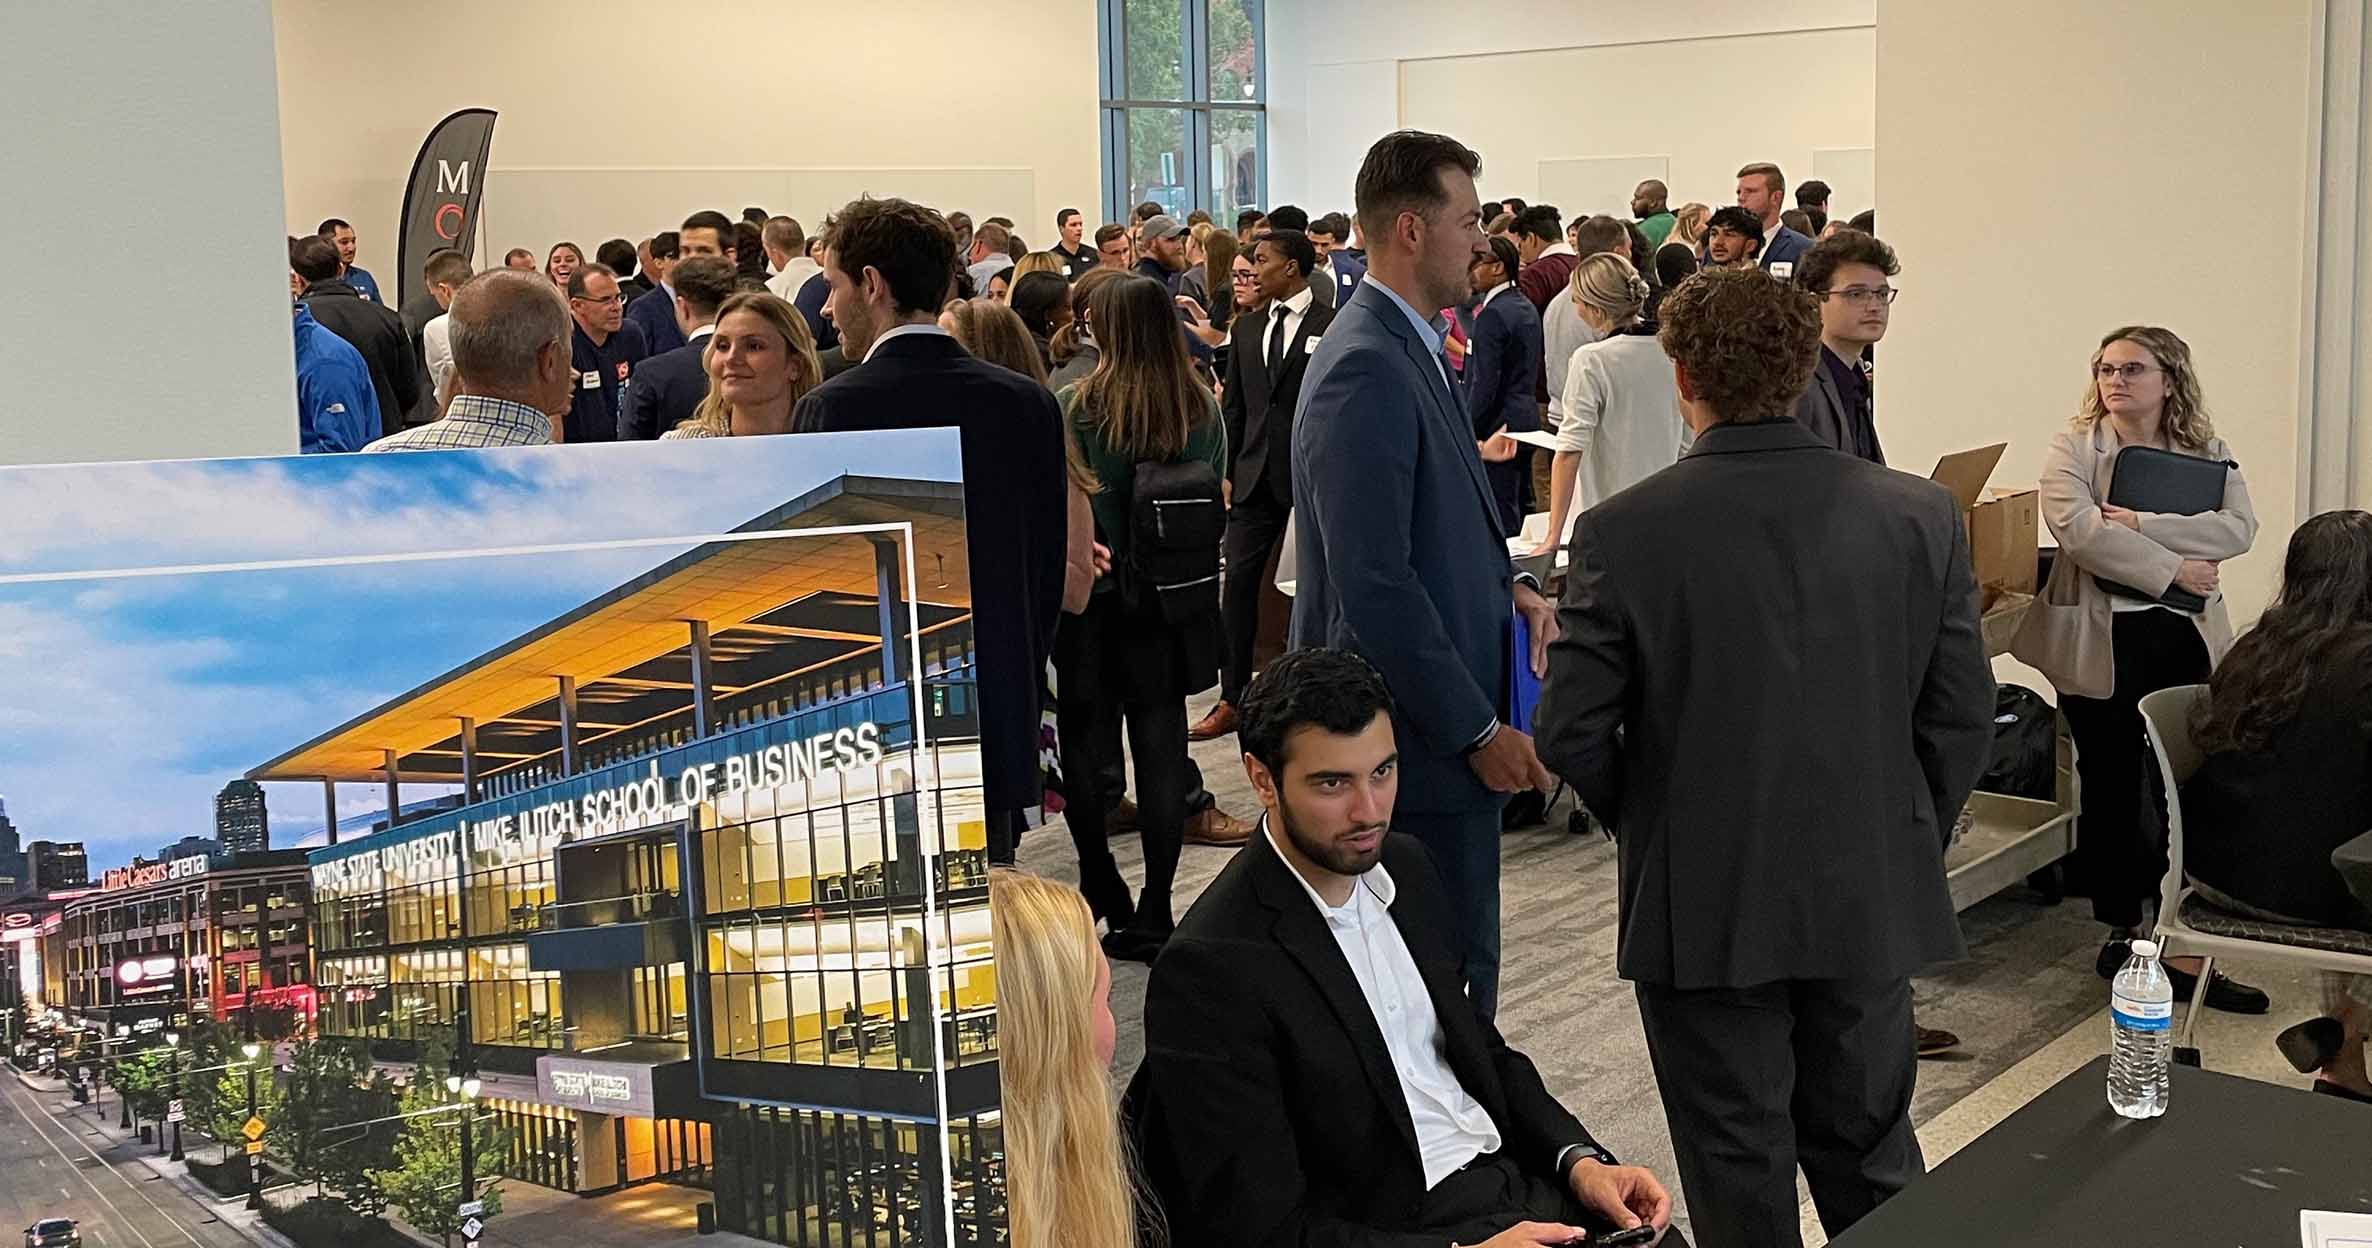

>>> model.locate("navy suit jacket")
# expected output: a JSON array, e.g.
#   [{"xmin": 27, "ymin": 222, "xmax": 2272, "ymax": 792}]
[
  {"xmin": 1290, "ymin": 281, "xmax": 1520, "ymax": 816},
  {"xmin": 1761, "ymin": 225, "xmax": 1814, "ymax": 274},
  {"xmin": 624, "ymin": 285, "xmax": 687, "ymax": 354},
  {"xmin": 1320, "ymin": 251, "xmax": 1366, "ymax": 309},
  {"xmin": 793, "ymin": 332, "xmax": 1069, "ymax": 815},
  {"xmin": 1463, "ymin": 290, "xmax": 1542, "ymax": 441},
  {"xmin": 616, "ymin": 329, "xmax": 712, "ymax": 440}
]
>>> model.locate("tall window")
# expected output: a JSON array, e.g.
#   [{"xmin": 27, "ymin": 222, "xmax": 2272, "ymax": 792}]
[{"xmin": 1099, "ymin": 0, "xmax": 1264, "ymax": 222}]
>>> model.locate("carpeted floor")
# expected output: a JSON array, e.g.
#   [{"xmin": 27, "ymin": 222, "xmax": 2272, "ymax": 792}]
[{"xmin": 1014, "ymin": 695, "xmax": 2129, "ymax": 1237}]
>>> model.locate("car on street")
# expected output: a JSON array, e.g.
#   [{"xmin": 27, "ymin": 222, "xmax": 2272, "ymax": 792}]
[{"xmin": 25, "ymin": 1220, "xmax": 79, "ymax": 1248}]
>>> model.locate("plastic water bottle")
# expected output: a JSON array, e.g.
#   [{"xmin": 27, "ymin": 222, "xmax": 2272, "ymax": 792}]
[{"xmin": 2108, "ymin": 938, "xmax": 2174, "ymax": 1118}]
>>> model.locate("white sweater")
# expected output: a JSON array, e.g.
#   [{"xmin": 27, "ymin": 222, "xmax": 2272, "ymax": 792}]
[{"xmin": 1555, "ymin": 330, "xmax": 1688, "ymax": 513}]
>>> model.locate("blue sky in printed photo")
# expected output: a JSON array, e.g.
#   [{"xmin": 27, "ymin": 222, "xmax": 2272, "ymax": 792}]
[{"xmin": 0, "ymin": 431, "xmax": 961, "ymax": 870}]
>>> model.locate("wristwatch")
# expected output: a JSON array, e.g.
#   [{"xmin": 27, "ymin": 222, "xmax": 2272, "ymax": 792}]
[{"xmin": 1557, "ymin": 1142, "xmax": 1618, "ymax": 1182}]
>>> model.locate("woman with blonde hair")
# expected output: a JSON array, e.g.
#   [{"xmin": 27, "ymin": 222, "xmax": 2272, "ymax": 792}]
[
  {"xmin": 990, "ymin": 869, "xmax": 1159, "ymax": 1248},
  {"xmin": 1657, "ymin": 202, "xmax": 1710, "ymax": 274},
  {"xmin": 1012, "ymin": 250, "xmax": 1068, "ymax": 284},
  {"xmin": 2011, "ymin": 325, "xmax": 2263, "ymax": 1011},
  {"xmin": 662, "ymin": 292, "xmax": 821, "ymax": 438},
  {"xmin": 1530, "ymin": 252, "xmax": 1682, "ymax": 557}
]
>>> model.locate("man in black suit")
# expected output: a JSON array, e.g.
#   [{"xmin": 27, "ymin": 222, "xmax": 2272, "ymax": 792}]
[
  {"xmin": 1135, "ymin": 648, "xmax": 1676, "ymax": 1248},
  {"xmin": 623, "ymin": 231, "xmax": 681, "ymax": 352},
  {"xmin": 793, "ymin": 196, "xmax": 1068, "ymax": 864},
  {"xmin": 1533, "ymin": 268, "xmax": 1993, "ymax": 1248},
  {"xmin": 1190, "ymin": 227, "xmax": 1332, "ymax": 743},
  {"xmin": 291, "ymin": 234, "xmax": 420, "ymax": 440},
  {"xmin": 617, "ymin": 255, "xmax": 737, "ymax": 440}
]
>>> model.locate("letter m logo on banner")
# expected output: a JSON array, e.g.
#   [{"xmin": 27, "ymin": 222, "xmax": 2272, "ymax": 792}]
[
  {"xmin": 437, "ymin": 160, "xmax": 473, "ymax": 196},
  {"xmin": 396, "ymin": 108, "xmax": 499, "ymax": 309}
]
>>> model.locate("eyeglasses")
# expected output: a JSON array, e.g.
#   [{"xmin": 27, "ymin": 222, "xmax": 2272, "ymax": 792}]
[
  {"xmin": 1820, "ymin": 285, "xmax": 1897, "ymax": 305},
  {"xmin": 2093, "ymin": 363, "xmax": 2159, "ymax": 382},
  {"xmin": 571, "ymin": 293, "xmax": 623, "ymax": 306},
  {"xmin": 1230, "ymin": 271, "xmax": 1257, "ymax": 282}
]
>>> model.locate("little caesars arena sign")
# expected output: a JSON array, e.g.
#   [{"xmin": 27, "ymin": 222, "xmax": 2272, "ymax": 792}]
[{"xmin": 312, "ymin": 722, "xmax": 884, "ymax": 892}]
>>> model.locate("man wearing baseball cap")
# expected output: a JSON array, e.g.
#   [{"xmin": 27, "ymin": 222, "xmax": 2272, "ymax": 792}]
[{"xmin": 1135, "ymin": 213, "xmax": 1191, "ymax": 291}]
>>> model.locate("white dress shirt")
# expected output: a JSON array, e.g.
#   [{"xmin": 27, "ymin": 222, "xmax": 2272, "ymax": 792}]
[
  {"xmin": 862, "ymin": 321, "xmax": 953, "ymax": 363},
  {"xmin": 1261, "ymin": 284, "xmax": 1316, "ymax": 365},
  {"xmin": 766, "ymin": 257, "xmax": 821, "ymax": 301},
  {"xmin": 1264, "ymin": 820, "xmax": 1503, "ymax": 1190},
  {"xmin": 423, "ymin": 313, "xmax": 455, "ymax": 407},
  {"xmin": 1477, "ymin": 281, "xmax": 1515, "ymax": 311}
]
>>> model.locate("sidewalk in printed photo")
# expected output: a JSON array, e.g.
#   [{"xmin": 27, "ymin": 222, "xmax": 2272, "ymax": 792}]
[{"xmin": 9, "ymin": 1065, "xmax": 767, "ymax": 1248}]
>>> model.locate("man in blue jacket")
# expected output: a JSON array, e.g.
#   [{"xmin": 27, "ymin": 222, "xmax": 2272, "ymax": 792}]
[
  {"xmin": 316, "ymin": 218, "xmax": 382, "ymax": 303},
  {"xmin": 1308, "ymin": 212, "xmax": 1367, "ymax": 307},
  {"xmin": 1291, "ymin": 129, "xmax": 1560, "ymax": 1019},
  {"xmin": 1464, "ymin": 234, "xmax": 1544, "ymax": 533},
  {"xmin": 293, "ymin": 303, "xmax": 378, "ymax": 453},
  {"xmin": 1736, "ymin": 163, "xmax": 1813, "ymax": 277}
]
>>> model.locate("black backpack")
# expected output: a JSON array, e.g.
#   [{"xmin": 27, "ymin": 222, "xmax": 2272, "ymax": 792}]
[
  {"xmin": 1980, "ymin": 684, "xmax": 2057, "ymax": 800},
  {"xmin": 1121, "ymin": 457, "xmax": 1225, "ymax": 694},
  {"xmin": 1124, "ymin": 457, "xmax": 1224, "ymax": 604}
]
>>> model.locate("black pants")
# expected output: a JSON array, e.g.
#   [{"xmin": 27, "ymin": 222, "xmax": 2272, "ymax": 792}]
[
  {"xmin": 1412, "ymin": 1153, "xmax": 1690, "ymax": 1246},
  {"xmin": 1635, "ymin": 976, "xmax": 1922, "ymax": 1248},
  {"xmin": 2059, "ymin": 608, "xmax": 2211, "ymax": 929},
  {"xmin": 1055, "ymin": 592, "xmax": 1190, "ymax": 931},
  {"xmin": 1219, "ymin": 488, "xmax": 1290, "ymax": 704}
]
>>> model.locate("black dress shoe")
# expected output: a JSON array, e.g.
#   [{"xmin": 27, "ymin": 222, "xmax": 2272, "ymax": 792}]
[
  {"xmin": 2162, "ymin": 963, "xmax": 2270, "ymax": 1015},
  {"xmin": 2277, "ymin": 1017, "xmax": 2346, "ymax": 1074},
  {"xmin": 2095, "ymin": 933, "xmax": 2135, "ymax": 980}
]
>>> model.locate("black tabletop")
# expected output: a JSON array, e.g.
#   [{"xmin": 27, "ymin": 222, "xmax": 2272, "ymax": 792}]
[{"xmin": 1833, "ymin": 1055, "xmax": 2372, "ymax": 1246}]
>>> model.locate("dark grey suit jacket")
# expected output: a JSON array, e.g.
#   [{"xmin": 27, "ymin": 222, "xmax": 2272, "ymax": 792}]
[
  {"xmin": 1534, "ymin": 420, "xmax": 1992, "ymax": 989},
  {"xmin": 1290, "ymin": 281, "xmax": 1519, "ymax": 817},
  {"xmin": 1794, "ymin": 349, "xmax": 1885, "ymax": 465}
]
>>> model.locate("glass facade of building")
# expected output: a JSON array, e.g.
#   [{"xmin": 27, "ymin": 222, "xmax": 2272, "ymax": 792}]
[{"xmin": 307, "ymin": 665, "xmax": 998, "ymax": 1241}]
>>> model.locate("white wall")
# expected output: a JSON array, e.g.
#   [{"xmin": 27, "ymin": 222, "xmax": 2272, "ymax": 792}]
[
  {"xmin": 1877, "ymin": 0, "xmax": 2317, "ymax": 627},
  {"xmin": 272, "ymin": 0, "xmax": 1101, "ymax": 295},
  {"xmin": 0, "ymin": 0, "xmax": 296, "ymax": 465},
  {"xmin": 1266, "ymin": 0, "xmax": 1875, "ymax": 214},
  {"xmin": 1401, "ymin": 27, "xmax": 1874, "ymax": 220}
]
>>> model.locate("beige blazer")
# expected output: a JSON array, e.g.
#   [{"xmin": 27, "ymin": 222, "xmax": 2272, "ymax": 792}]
[{"xmin": 2010, "ymin": 421, "xmax": 2256, "ymax": 698}]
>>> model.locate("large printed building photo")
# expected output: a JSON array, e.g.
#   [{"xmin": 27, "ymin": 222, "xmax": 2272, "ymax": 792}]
[{"xmin": 0, "ymin": 434, "xmax": 1005, "ymax": 1247}]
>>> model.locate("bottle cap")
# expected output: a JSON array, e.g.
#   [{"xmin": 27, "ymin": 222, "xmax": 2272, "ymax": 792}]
[{"xmin": 2129, "ymin": 939, "xmax": 2159, "ymax": 959}]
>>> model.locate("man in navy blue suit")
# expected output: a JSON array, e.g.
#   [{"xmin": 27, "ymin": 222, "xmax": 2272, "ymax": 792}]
[
  {"xmin": 623, "ymin": 230, "xmax": 685, "ymax": 354},
  {"xmin": 616, "ymin": 255, "xmax": 736, "ymax": 440},
  {"xmin": 1307, "ymin": 212, "xmax": 1367, "ymax": 307},
  {"xmin": 1736, "ymin": 162, "xmax": 1813, "ymax": 277},
  {"xmin": 1291, "ymin": 129, "xmax": 1560, "ymax": 1020},
  {"xmin": 1464, "ymin": 235, "xmax": 1544, "ymax": 533}
]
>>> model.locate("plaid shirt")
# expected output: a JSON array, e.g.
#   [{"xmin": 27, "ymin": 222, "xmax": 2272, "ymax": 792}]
[{"xmin": 362, "ymin": 396, "xmax": 552, "ymax": 452}]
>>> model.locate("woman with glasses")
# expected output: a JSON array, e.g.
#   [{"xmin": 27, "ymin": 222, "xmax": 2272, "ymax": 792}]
[{"xmin": 2011, "ymin": 326, "xmax": 2263, "ymax": 1012}]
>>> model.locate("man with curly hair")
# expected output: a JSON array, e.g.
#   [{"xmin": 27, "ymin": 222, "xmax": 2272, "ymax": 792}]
[{"xmin": 1532, "ymin": 268, "xmax": 1994, "ymax": 1247}]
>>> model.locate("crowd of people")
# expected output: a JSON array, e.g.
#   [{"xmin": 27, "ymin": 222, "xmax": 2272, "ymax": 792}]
[{"xmin": 284, "ymin": 131, "xmax": 2372, "ymax": 1248}]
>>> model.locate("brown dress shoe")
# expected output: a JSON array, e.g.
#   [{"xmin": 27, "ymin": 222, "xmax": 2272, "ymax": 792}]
[
  {"xmin": 1916, "ymin": 1024, "xmax": 1962, "ymax": 1058},
  {"xmin": 1105, "ymin": 797, "xmax": 1139, "ymax": 839},
  {"xmin": 1188, "ymin": 701, "xmax": 1239, "ymax": 742},
  {"xmin": 1183, "ymin": 807, "xmax": 1251, "ymax": 847}
]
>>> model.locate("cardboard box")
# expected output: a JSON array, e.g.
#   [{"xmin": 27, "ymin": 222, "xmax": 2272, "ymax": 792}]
[
  {"xmin": 1970, "ymin": 487, "xmax": 2040, "ymax": 595},
  {"xmin": 1929, "ymin": 443, "xmax": 2040, "ymax": 595}
]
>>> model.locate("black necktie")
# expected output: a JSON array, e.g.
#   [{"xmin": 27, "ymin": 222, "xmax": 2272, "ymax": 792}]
[{"xmin": 1267, "ymin": 307, "xmax": 1289, "ymax": 373}]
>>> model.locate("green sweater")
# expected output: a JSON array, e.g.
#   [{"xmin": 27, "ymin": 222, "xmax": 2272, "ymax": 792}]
[
  {"xmin": 1060, "ymin": 383, "xmax": 1229, "ymax": 585},
  {"xmin": 1638, "ymin": 211, "xmax": 1677, "ymax": 250}
]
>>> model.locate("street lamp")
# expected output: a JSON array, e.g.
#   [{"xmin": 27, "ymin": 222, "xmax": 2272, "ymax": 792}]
[
  {"xmin": 445, "ymin": 1073, "xmax": 481, "ymax": 1225},
  {"xmin": 242, "ymin": 1042, "xmax": 263, "ymax": 1211},
  {"xmin": 165, "ymin": 1031, "xmax": 183, "ymax": 1162}
]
